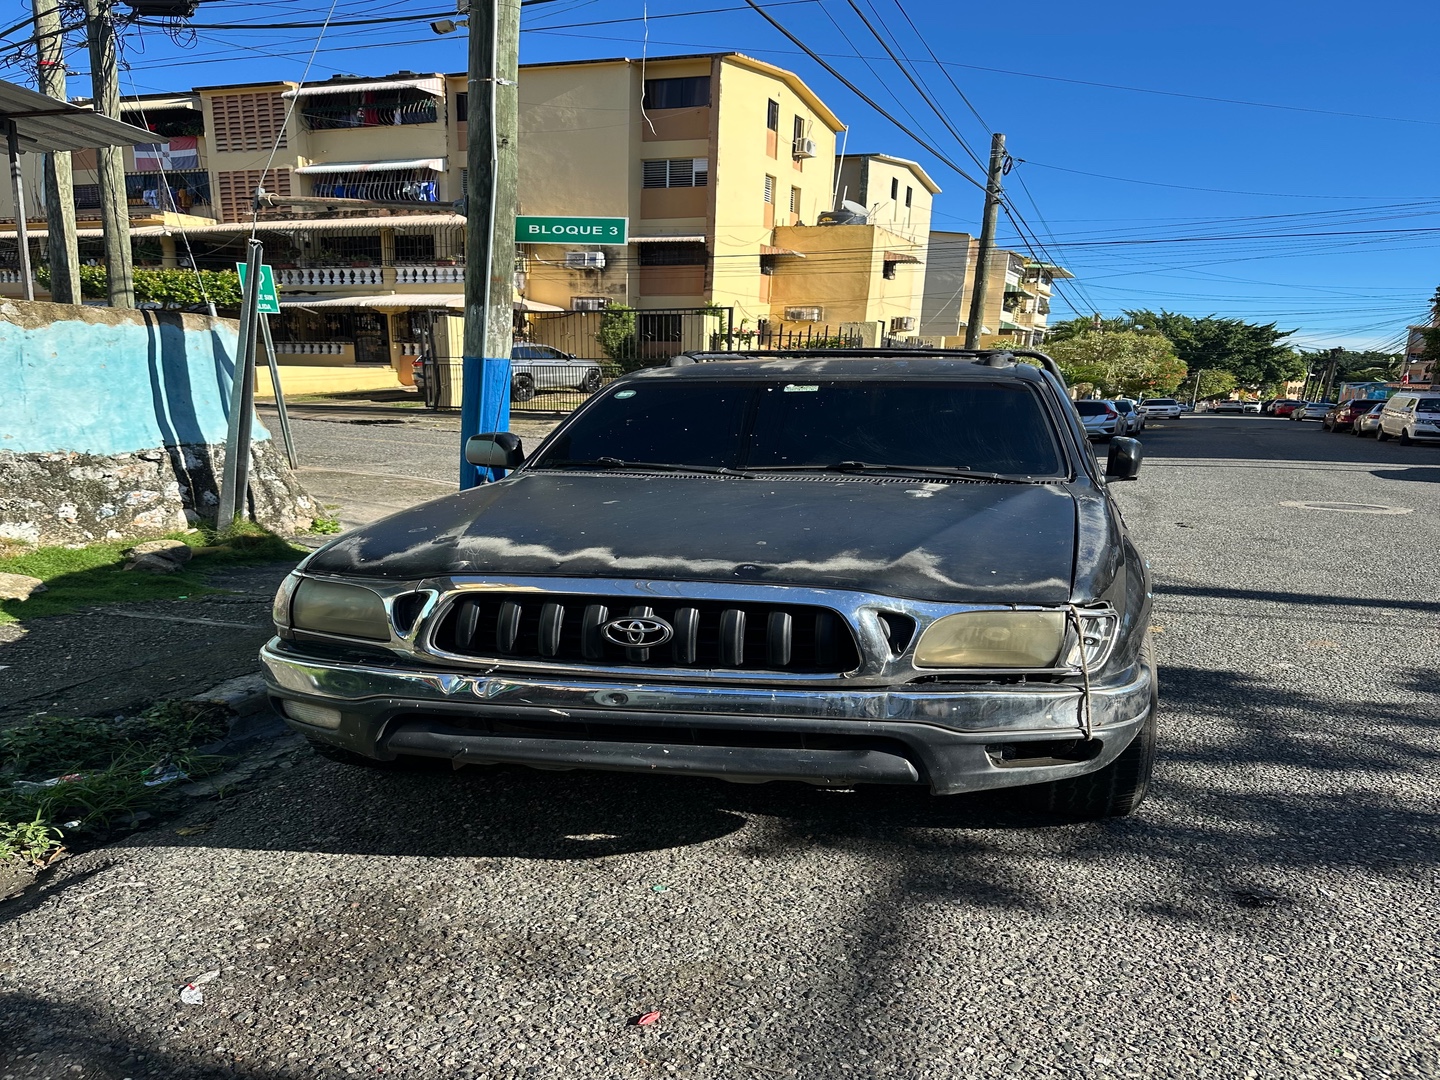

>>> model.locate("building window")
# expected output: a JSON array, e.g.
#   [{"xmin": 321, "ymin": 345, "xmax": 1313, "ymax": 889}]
[
  {"xmin": 209, "ymin": 90, "xmax": 287, "ymax": 153},
  {"xmin": 642, "ymin": 76, "xmax": 710, "ymax": 110},
  {"xmin": 883, "ymin": 262, "xmax": 897, "ymax": 280},
  {"xmin": 637, "ymin": 242, "xmax": 707, "ymax": 267},
  {"xmin": 790, "ymin": 186, "xmax": 800, "ymax": 215},
  {"xmin": 394, "ymin": 234, "xmax": 436, "ymax": 262},
  {"xmin": 571, "ymin": 296, "xmax": 608, "ymax": 311},
  {"xmin": 792, "ymin": 115, "xmax": 805, "ymax": 144},
  {"xmin": 455, "ymin": 92, "xmax": 467, "ymax": 122},
  {"xmin": 298, "ymin": 88, "xmax": 437, "ymax": 130},
  {"xmin": 764, "ymin": 175, "xmax": 775, "ymax": 204},
  {"xmin": 312, "ymin": 234, "xmax": 383, "ymax": 265},
  {"xmin": 125, "ymin": 170, "xmax": 211, "ymax": 212},
  {"xmin": 905, "ymin": 186, "xmax": 913, "ymax": 208},
  {"xmin": 642, "ymin": 158, "xmax": 709, "ymax": 188},
  {"xmin": 310, "ymin": 168, "xmax": 438, "ymax": 203},
  {"xmin": 759, "ymin": 254, "xmax": 777, "ymax": 276},
  {"xmin": 766, "ymin": 99, "xmax": 779, "ymax": 131},
  {"xmin": 72, "ymin": 184, "xmax": 102, "ymax": 210},
  {"xmin": 890, "ymin": 177, "xmax": 899, "ymax": 201}
]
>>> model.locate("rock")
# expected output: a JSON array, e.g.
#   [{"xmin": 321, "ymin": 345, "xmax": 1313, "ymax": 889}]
[
  {"xmin": 124, "ymin": 552, "xmax": 184, "ymax": 573},
  {"xmin": 0, "ymin": 572, "xmax": 47, "ymax": 601},
  {"xmin": 126, "ymin": 538, "xmax": 194, "ymax": 565}
]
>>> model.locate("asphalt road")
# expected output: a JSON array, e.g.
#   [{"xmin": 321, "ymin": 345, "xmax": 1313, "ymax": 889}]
[{"xmin": 3, "ymin": 414, "xmax": 1439, "ymax": 1079}]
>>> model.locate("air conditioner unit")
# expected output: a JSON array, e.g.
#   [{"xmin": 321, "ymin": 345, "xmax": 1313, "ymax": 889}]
[
  {"xmin": 785, "ymin": 306, "xmax": 823, "ymax": 322},
  {"xmin": 890, "ymin": 316, "xmax": 916, "ymax": 333},
  {"xmin": 565, "ymin": 251, "xmax": 606, "ymax": 270},
  {"xmin": 792, "ymin": 137, "xmax": 817, "ymax": 159},
  {"xmin": 571, "ymin": 297, "xmax": 607, "ymax": 311}
]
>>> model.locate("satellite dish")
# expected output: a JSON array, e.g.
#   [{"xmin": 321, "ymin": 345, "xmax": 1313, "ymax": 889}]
[{"xmin": 841, "ymin": 200, "xmax": 869, "ymax": 218}]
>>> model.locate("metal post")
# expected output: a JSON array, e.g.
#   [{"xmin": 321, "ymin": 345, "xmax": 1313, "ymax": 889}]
[
  {"xmin": 1190, "ymin": 368, "xmax": 1205, "ymax": 409},
  {"xmin": 5, "ymin": 121, "xmax": 34, "ymax": 302},
  {"xmin": 34, "ymin": 0, "xmax": 81, "ymax": 304},
  {"xmin": 82, "ymin": 0, "xmax": 134, "ymax": 308},
  {"xmin": 460, "ymin": 0, "xmax": 521, "ymax": 488},
  {"xmin": 216, "ymin": 239, "xmax": 263, "ymax": 528},
  {"xmin": 259, "ymin": 313, "xmax": 298, "ymax": 469},
  {"xmin": 964, "ymin": 133, "xmax": 1006, "ymax": 350}
]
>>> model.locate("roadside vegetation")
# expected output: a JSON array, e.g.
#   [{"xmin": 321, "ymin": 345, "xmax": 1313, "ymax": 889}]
[
  {"xmin": 0, "ymin": 523, "xmax": 301, "ymax": 625},
  {"xmin": 0, "ymin": 701, "xmax": 230, "ymax": 868}
]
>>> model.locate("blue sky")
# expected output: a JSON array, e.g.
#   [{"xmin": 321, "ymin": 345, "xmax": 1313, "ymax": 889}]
[{"xmin": 22, "ymin": 0, "xmax": 1440, "ymax": 352}]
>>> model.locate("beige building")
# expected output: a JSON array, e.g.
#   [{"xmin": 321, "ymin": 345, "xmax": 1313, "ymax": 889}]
[
  {"xmin": 918, "ymin": 230, "xmax": 1072, "ymax": 348},
  {"xmin": 4, "ymin": 53, "xmax": 946, "ymax": 389}
]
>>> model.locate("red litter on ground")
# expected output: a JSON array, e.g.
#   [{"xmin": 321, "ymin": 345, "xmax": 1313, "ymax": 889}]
[{"xmin": 633, "ymin": 1011, "xmax": 662, "ymax": 1027}]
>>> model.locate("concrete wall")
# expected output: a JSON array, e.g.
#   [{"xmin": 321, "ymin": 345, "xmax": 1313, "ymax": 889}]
[{"xmin": 0, "ymin": 299, "xmax": 311, "ymax": 544}]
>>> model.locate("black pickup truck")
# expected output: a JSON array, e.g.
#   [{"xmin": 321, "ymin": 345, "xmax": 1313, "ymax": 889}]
[{"xmin": 262, "ymin": 350, "xmax": 1157, "ymax": 819}]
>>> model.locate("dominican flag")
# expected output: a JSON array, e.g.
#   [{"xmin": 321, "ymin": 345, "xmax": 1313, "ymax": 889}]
[{"xmin": 134, "ymin": 136, "xmax": 199, "ymax": 171}]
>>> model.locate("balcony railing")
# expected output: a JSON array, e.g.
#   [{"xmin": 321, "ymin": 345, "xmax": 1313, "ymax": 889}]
[
  {"xmin": 273, "ymin": 341, "xmax": 348, "ymax": 355},
  {"xmin": 277, "ymin": 267, "xmax": 384, "ymax": 287},
  {"xmin": 395, "ymin": 264, "xmax": 462, "ymax": 284}
]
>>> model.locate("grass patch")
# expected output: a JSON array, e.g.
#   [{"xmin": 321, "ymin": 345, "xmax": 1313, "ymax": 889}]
[
  {"xmin": 308, "ymin": 515, "xmax": 342, "ymax": 535},
  {"xmin": 0, "ymin": 523, "xmax": 303, "ymax": 624},
  {"xmin": 1, "ymin": 700, "xmax": 231, "ymax": 868}
]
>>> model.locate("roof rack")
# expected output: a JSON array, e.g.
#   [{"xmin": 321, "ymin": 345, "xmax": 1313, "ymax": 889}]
[{"xmin": 668, "ymin": 347, "xmax": 1068, "ymax": 387}]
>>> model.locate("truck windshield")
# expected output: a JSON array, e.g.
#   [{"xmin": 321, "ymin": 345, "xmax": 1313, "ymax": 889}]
[{"xmin": 533, "ymin": 379, "xmax": 1066, "ymax": 478}]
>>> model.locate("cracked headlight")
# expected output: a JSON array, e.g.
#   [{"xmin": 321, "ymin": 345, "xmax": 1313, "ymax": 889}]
[
  {"xmin": 913, "ymin": 611, "xmax": 1066, "ymax": 668},
  {"xmin": 290, "ymin": 579, "xmax": 389, "ymax": 641}
]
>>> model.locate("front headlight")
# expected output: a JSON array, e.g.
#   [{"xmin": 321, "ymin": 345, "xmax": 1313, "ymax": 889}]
[
  {"xmin": 290, "ymin": 578, "xmax": 390, "ymax": 641},
  {"xmin": 271, "ymin": 572, "xmax": 302, "ymax": 631},
  {"xmin": 913, "ymin": 611, "xmax": 1066, "ymax": 669}
]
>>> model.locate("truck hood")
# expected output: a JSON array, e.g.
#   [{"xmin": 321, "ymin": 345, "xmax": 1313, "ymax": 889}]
[{"xmin": 304, "ymin": 472, "xmax": 1079, "ymax": 605}]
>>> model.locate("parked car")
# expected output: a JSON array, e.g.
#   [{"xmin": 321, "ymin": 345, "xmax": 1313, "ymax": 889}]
[
  {"xmin": 1138, "ymin": 397, "xmax": 1182, "ymax": 420},
  {"xmin": 1075, "ymin": 399, "xmax": 1122, "ymax": 439},
  {"xmin": 1294, "ymin": 402, "xmax": 1334, "ymax": 421},
  {"xmin": 263, "ymin": 350, "xmax": 1157, "ymax": 819},
  {"xmin": 1271, "ymin": 400, "xmax": 1305, "ymax": 417},
  {"xmin": 1352, "ymin": 401, "xmax": 1386, "ymax": 437},
  {"xmin": 1112, "ymin": 398, "xmax": 1145, "ymax": 433},
  {"xmin": 1376, "ymin": 392, "xmax": 1440, "ymax": 444},
  {"xmin": 1323, "ymin": 399, "xmax": 1379, "ymax": 432},
  {"xmin": 412, "ymin": 344, "xmax": 605, "ymax": 404},
  {"xmin": 1212, "ymin": 399, "xmax": 1259, "ymax": 414}
]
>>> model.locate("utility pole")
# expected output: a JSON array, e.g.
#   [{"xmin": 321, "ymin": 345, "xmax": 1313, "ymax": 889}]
[
  {"xmin": 82, "ymin": 0, "xmax": 134, "ymax": 308},
  {"xmin": 964, "ymin": 132, "xmax": 1005, "ymax": 350},
  {"xmin": 1320, "ymin": 347, "xmax": 1342, "ymax": 402},
  {"xmin": 34, "ymin": 0, "xmax": 81, "ymax": 304},
  {"xmin": 459, "ymin": 0, "xmax": 521, "ymax": 488}
]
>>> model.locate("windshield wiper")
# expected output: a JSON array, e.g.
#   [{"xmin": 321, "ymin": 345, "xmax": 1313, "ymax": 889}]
[
  {"xmin": 753, "ymin": 461, "xmax": 1037, "ymax": 483},
  {"xmin": 536, "ymin": 457, "xmax": 754, "ymax": 478}
]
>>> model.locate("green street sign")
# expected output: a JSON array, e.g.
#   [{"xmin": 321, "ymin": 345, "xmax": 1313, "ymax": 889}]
[
  {"xmin": 236, "ymin": 262, "xmax": 281, "ymax": 315},
  {"xmin": 515, "ymin": 216, "xmax": 628, "ymax": 245}
]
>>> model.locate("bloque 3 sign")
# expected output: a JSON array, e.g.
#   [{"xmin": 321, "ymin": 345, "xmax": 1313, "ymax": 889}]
[{"xmin": 514, "ymin": 216, "xmax": 628, "ymax": 245}]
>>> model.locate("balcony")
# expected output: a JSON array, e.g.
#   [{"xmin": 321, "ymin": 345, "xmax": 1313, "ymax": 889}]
[{"xmin": 275, "ymin": 264, "xmax": 464, "ymax": 290}]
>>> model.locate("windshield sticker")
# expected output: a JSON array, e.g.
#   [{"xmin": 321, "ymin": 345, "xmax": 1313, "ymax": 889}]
[
  {"xmin": 614, "ymin": 389, "xmax": 637, "ymax": 399},
  {"xmin": 783, "ymin": 384, "xmax": 819, "ymax": 393}
]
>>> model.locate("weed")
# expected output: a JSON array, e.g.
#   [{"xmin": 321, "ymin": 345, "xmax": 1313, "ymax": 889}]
[
  {"xmin": 0, "ymin": 816, "xmax": 65, "ymax": 868},
  {"xmin": 0, "ymin": 526, "xmax": 303, "ymax": 624},
  {"xmin": 0, "ymin": 701, "xmax": 232, "ymax": 868},
  {"xmin": 308, "ymin": 515, "xmax": 342, "ymax": 535}
]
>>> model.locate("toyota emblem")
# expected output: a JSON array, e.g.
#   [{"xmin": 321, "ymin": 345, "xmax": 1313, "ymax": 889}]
[{"xmin": 601, "ymin": 616, "xmax": 674, "ymax": 648}]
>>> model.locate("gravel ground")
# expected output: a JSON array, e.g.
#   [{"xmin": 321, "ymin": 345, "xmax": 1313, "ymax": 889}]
[{"xmin": 3, "ymin": 415, "xmax": 1439, "ymax": 1079}]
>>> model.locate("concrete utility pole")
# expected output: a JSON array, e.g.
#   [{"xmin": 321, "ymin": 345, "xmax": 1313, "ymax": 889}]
[
  {"xmin": 964, "ymin": 132, "xmax": 1005, "ymax": 350},
  {"xmin": 5, "ymin": 121, "xmax": 34, "ymax": 301},
  {"xmin": 82, "ymin": 0, "xmax": 134, "ymax": 307},
  {"xmin": 459, "ymin": 0, "xmax": 521, "ymax": 488},
  {"xmin": 34, "ymin": 0, "xmax": 82, "ymax": 304}
]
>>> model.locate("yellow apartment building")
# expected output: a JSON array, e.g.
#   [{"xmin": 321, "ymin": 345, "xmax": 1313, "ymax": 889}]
[
  {"xmin": 918, "ymin": 230, "xmax": 1073, "ymax": 348},
  {"xmin": 3, "ymin": 53, "xmax": 947, "ymax": 390}
]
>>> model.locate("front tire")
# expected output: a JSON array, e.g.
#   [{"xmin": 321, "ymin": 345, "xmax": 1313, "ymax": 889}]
[
  {"xmin": 1399, "ymin": 428, "xmax": 1413, "ymax": 446},
  {"xmin": 511, "ymin": 373, "xmax": 536, "ymax": 402},
  {"xmin": 1035, "ymin": 641, "xmax": 1157, "ymax": 820}
]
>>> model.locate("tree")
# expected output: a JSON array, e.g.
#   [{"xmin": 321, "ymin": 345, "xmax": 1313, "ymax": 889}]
[
  {"xmin": 1298, "ymin": 348, "xmax": 1403, "ymax": 385},
  {"xmin": 1123, "ymin": 310, "xmax": 1304, "ymax": 390},
  {"xmin": 595, "ymin": 304, "xmax": 640, "ymax": 371},
  {"xmin": 1420, "ymin": 287, "xmax": 1440, "ymax": 380},
  {"xmin": 1047, "ymin": 330, "xmax": 1186, "ymax": 398},
  {"xmin": 1045, "ymin": 314, "xmax": 1132, "ymax": 342},
  {"xmin": 35, "ymin": 265, "xmax": 244, "ymax": 309},
  {"xmin": 1178, "ymin": 369, "xmax": 1237, "ymax": 402}
]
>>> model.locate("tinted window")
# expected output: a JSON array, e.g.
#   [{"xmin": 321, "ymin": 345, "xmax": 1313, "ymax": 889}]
[
  {"xmin": 541, "ymin": 384, "xmax": 752, "ymax": 468},
  {"xmin": 642, "ymin": 76, "xmax": 710, "ymax": 109},
  {"xmin": 536, "ymin": 380, "xmax": 1064, "ymax": 477},
  {"xmin": 746, "ymin": 382, "xmax": 1062, "ymax": 475},
  {"xmin": 1075, "ymin": 401, "xmax": 1110, "ymax": 416},
  {"xmin": 1141, "ymin": 398, "xmax": 1176, "ymax": 406},
  {"xmin": 1417, "ymin": 398, "xmax": 1440, "ymax": 413}
]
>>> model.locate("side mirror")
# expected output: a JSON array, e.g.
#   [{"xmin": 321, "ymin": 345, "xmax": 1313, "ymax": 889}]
[
  {"xmin": 465, "ymin": 432, "xmax": 525, "ymax": 470},
  {"xmin": 1105, "ymin": 437, "xmax": 1143, "ymax": 481}
]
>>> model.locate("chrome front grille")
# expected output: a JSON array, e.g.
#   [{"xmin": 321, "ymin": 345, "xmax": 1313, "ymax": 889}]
[{"xmin": 429, "ymin": 592, "xmax": 862, "ymax": 674}]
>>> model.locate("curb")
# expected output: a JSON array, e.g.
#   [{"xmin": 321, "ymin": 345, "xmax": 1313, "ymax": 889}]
[{"xmin": 188, "ymin": 673, "xmax": 288, "ymax": 749}]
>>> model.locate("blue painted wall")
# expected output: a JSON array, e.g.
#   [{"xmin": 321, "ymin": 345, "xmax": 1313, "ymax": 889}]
[{"xmin": 1, "ymin": 307, "xmax": 270, "ymax": 456}]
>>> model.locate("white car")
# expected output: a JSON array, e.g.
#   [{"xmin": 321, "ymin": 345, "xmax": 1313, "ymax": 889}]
[
  {"xmin": 1139, "ymin": 397, "xmax": 1182, "ymax": 420},
  {"xmin": 1376, "ymin": 392, "xmax": 1440, "ymax": 444},
  {"xmin": 1112, "ymin": 398, "xmax": 1145, "ymax": 433}
]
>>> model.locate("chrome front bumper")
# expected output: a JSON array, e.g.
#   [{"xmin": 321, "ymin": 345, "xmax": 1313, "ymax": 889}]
[{"xmin": 260, "ymin": 640, "xmax": 1155, "ymax": 795}]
